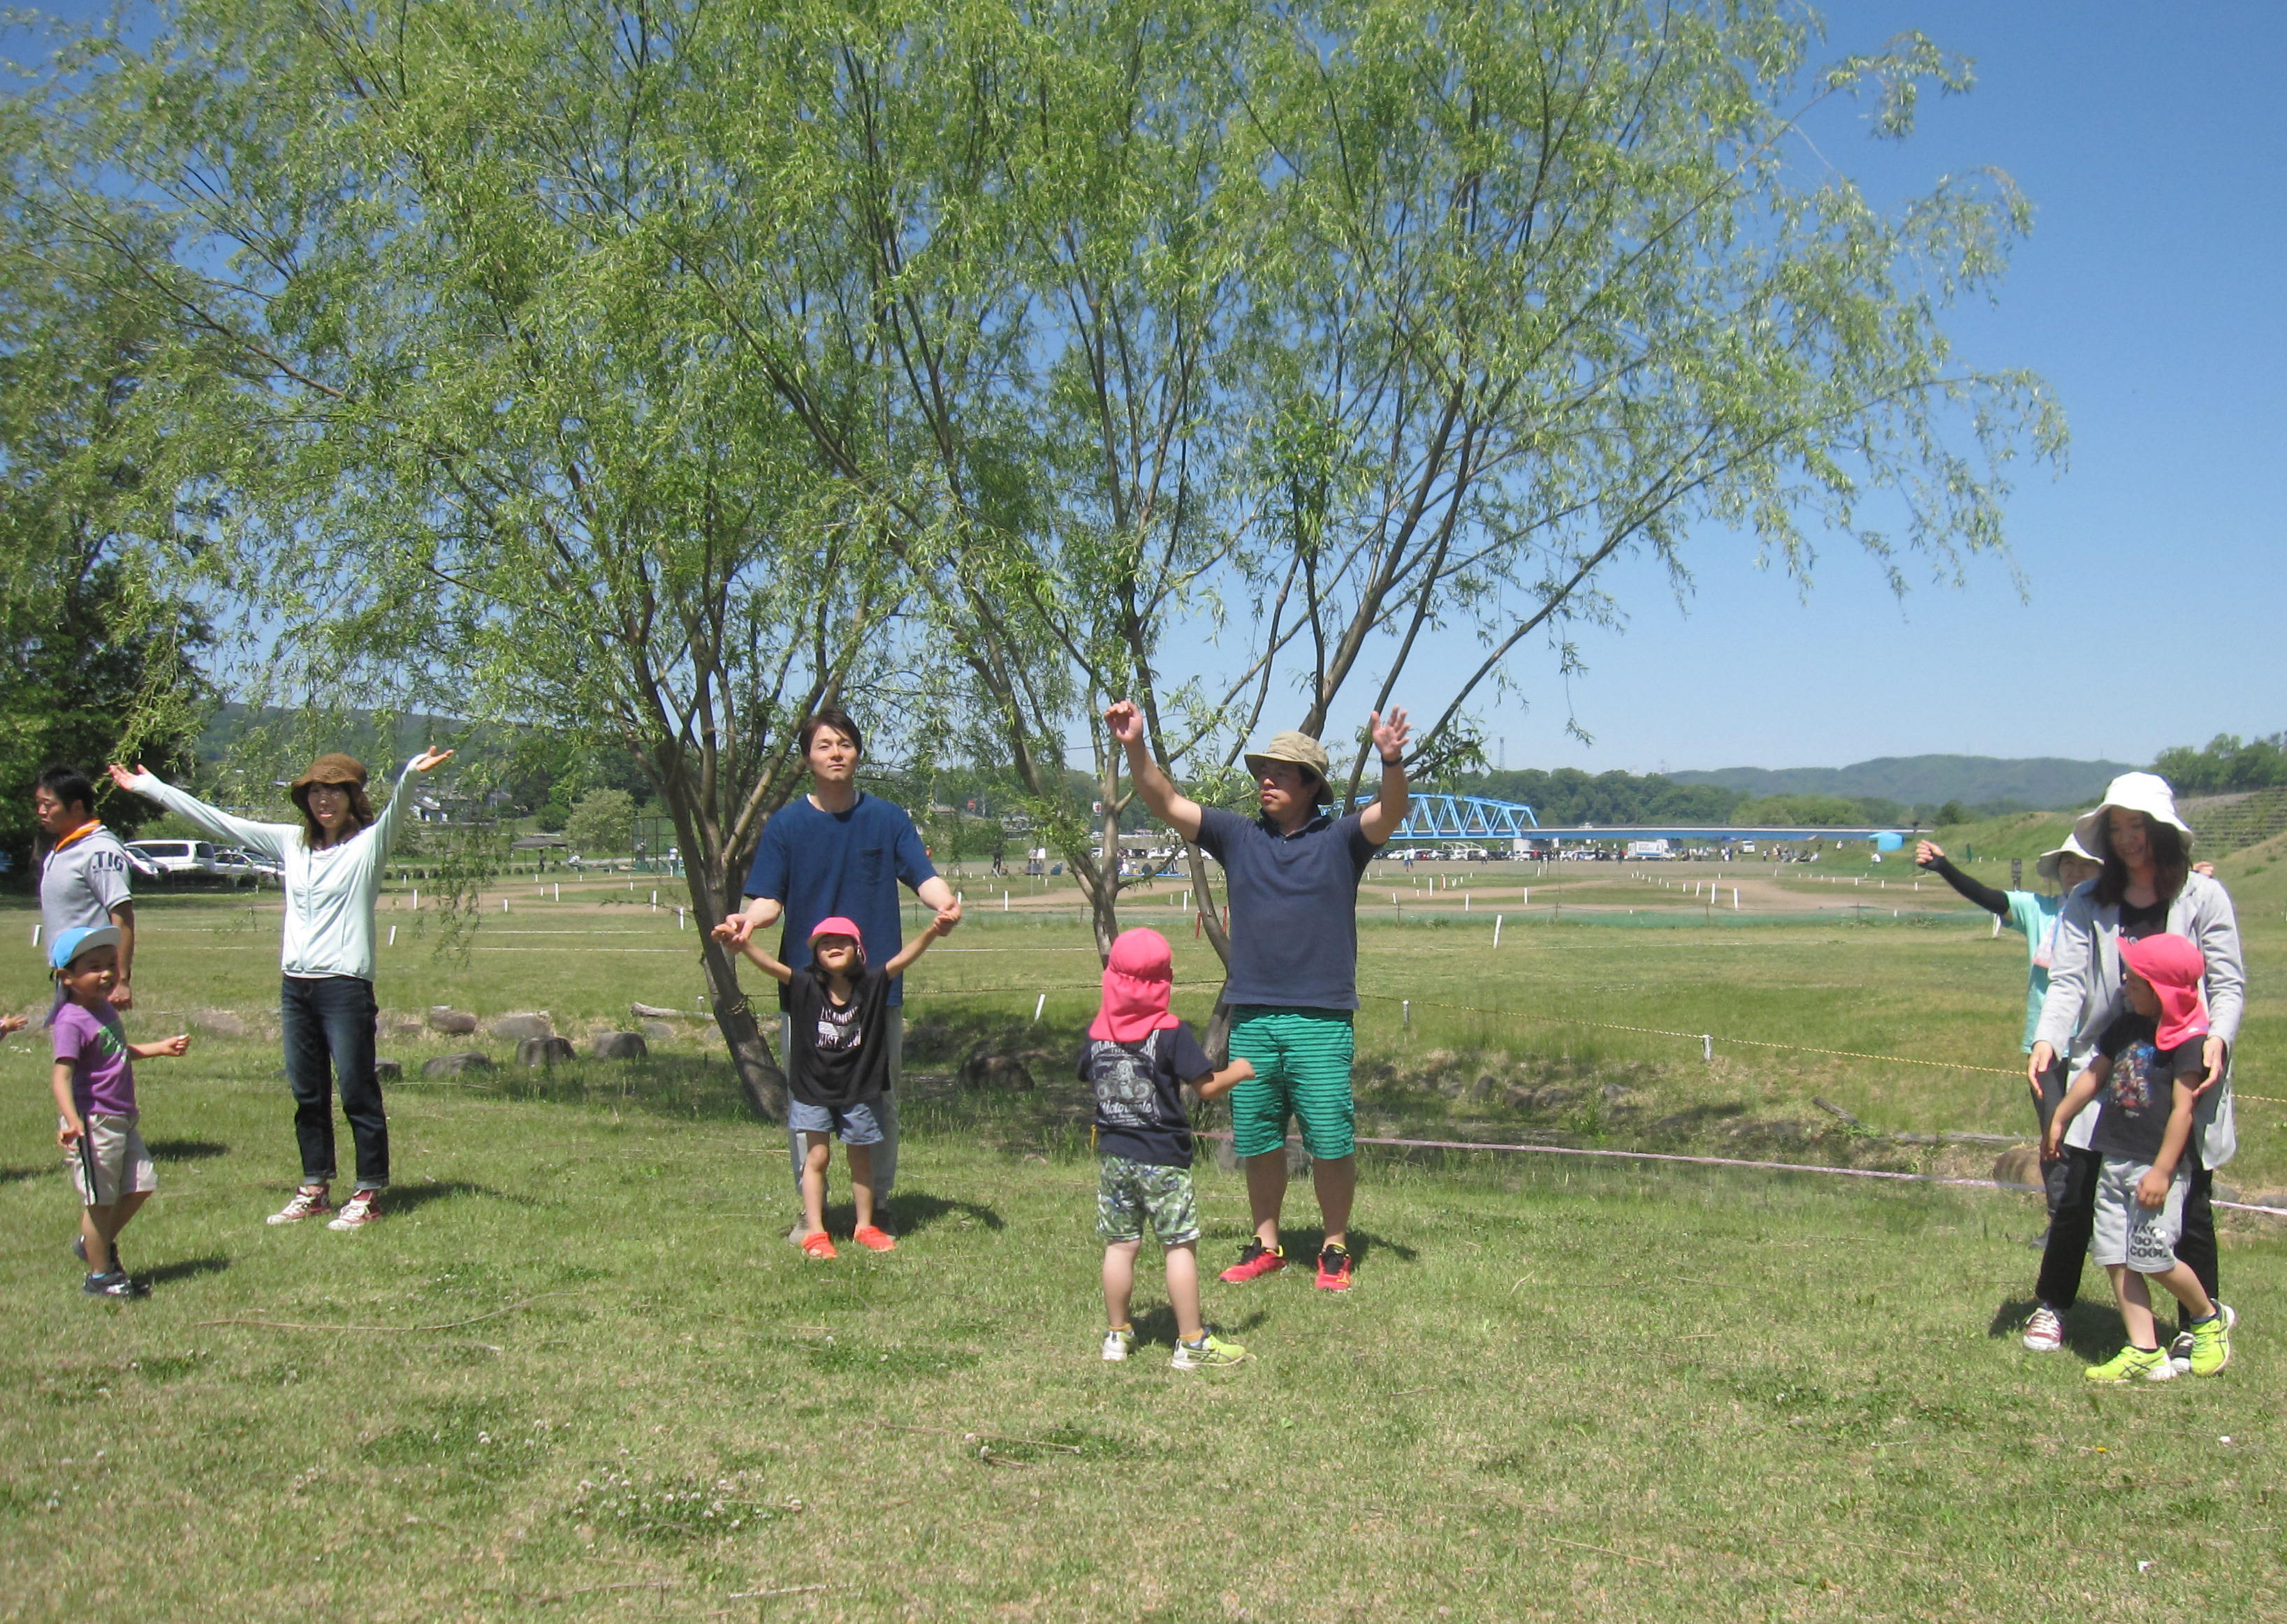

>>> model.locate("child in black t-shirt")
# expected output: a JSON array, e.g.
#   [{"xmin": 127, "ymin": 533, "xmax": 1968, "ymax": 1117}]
[
  {"xmin": 719, "ymin": 910, "xmax": 949, "ymax": 1258},
  {"xmin": 2045, "ymin": 930, "xmax": 2231, "ymax": 1381},
  {"xmin": 1079, "ymin": 928, "xmax": 1255, "ymax": 1369}
]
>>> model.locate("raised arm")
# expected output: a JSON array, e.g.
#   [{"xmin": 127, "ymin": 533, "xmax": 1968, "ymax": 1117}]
[
  {"xmin": 1913, "ymin": 842, "xmax": 2010, "ymax": 919},
  {"xmin": 710, "ymin": 919, "xmax": 794, "ymax": 984},
  {"xmin": 107, "ymin": 763, "xmax": 292, "ymax": 860},
  {"xmin": 368, "ymin": 749, "xmax": 454, "ymax": 862},
  {"xmin": 1104, "ymin": 701, "xmax": 1202, "ymax": 843},
  {"xmin": 1355, "ymin": 708, "xmax": 1413, "ymax": 847},
  {"xmin": 882, "ymin": 914, "xmax": 953, "ymax": 979}
]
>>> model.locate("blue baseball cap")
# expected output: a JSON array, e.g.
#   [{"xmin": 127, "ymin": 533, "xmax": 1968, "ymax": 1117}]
[{"xmin": 49, "ymin": 924, "xmax": 121, "ymax": 972}]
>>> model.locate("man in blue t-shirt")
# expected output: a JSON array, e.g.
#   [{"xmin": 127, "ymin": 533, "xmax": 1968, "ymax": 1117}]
[
  {"xmin": 723, "ymin": 709, "xmax": 963, "ymax": 1234},
  {"xmin": 1107, "ymin": 698, "xmax": 1412, "ymax": 1293}
]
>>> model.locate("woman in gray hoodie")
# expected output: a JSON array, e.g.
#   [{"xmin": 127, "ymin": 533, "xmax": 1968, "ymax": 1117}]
[{"xmin": 2019, "ymin": 773, "xmax": 2242, "ymax": 1364}]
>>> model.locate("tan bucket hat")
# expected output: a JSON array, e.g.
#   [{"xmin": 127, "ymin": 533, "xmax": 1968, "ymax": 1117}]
[
  {"xmin": 2070, "ymin": 771, "xmax": 2193, "ymax": 860},
  {"xmin": 1243, "ymin": 730, "xmax": 1331, "ymax": 787},
  {"xmin": 2034, "ymin": 830, "xmax": 2102, "ymax": 883},
  {"xmin": 290, "ymin": 752, "xmax": 370, "ymax": 802}
]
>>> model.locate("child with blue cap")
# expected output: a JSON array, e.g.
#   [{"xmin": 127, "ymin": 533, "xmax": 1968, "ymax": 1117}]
[{"xmin": 46, "ymin": 924, "xmax": 191, "ymax": 1298}]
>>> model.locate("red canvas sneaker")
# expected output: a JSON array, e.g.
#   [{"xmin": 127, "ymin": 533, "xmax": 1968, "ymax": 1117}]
[
  {"xmin": 1315, "ymin": 1243, "xmax": 1354, "ymax": 1291},
  {"xmin": 1218, "ymin": 1241, "xmax": 1286, "ymax": 1283}
]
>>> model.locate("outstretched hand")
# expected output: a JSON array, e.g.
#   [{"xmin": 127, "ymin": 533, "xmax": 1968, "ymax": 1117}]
[
  {"xmin": 155, "ymin": 1033, "xmax": 191, "ymax": 1058},
  {"xmin": 1103, "ymin": 700, "xmax": 1145, "ymax": 747},
  {"xmin": 411, "ymin": 747, "xmax": 455, "ymax": 773},
  {"xmin": 1371, "ymin": 706, "xmax": 1411, "ymax": 764},
  {"xmin": 1915, "ymin": 840, "xmax": 1945, "ymax": 868},
  {"xmin": 105, "ymin": 763, "xmax": 148, "ymax": 793}
]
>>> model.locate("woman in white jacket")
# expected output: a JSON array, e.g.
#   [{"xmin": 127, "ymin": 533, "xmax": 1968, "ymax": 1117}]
[
  {"xmin": 2019, "ymin": 772, "xmax": 2242, "ymax": 1362},
  {"xmin": 109, "ymin": 747, "xmax": 452, "ymax": 1230}
]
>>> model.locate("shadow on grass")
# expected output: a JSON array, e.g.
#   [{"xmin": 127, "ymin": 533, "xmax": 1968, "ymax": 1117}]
[
  {"xmin": 384, "ymin": 1180, "xmax": 540, "ymax": 1216},
  {"xmin": 1987, "ymin": 1296, "xmax": 2129, "ymax": 1362},
  {"xmin": 143, "ymin": 1254, "xmax": 229, "ymax": 1287},
  {"xmin": 0, "ymin": 1164, "xmax": 48, "ymax": 1187},
  {"xmin": 886, "ymin": 1189, "xmax": 1006, "ymax": 1235},
  {"xmin": 1251, "ymin": 1226, "xmax": 1419, "ymax": 1268},
  {"xmin": 148, "ymin": 1139, "xmax": 230, "ymax": 1162},
  {"xmin": 1131, "ymin": 1304, "xmax": 1271, "ymax": 1349}
]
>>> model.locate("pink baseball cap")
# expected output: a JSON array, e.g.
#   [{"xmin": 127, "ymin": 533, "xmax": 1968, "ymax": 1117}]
[
  {"xmin": 808, "ymin": 916, "xmax": 863, "ymax": 946},
  {"xmin": 2118, "ymin": 932, "xmax": 2209, "ymax": 1051}
]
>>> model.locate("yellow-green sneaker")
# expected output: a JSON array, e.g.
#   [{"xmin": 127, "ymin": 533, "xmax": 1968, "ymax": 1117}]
[
  {"xmin": 1170, "ymin": 1331, "xmax": 1250, "ymax": 1370},
  {"xmin": 2084, "ymin": 1344, "xmax": 2175, "ymax": 1384},
  {"xmin": 2186, "ymin": 1312, "xmax": 2232, "ymax": 1377}
]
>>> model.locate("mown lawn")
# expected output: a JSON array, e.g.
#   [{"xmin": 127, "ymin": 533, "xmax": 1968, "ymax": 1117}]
[{"xmin": 2, "ymin": 861, "xmax": 2283, "ymax": 1619}]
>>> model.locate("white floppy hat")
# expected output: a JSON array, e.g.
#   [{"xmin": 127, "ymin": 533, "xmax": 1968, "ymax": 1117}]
[
  {"xmin": 2070, "ymin": 772, "xmax": 2194, "ymax": 859},
  {"xmin": 2034, "ymin": 831, "xmax": 2103, "ymax": 883}
]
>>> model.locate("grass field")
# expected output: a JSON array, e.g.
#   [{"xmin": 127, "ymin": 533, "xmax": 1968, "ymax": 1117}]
[{"xmin": 2, "ymin": 845, "xmax": 2284, "ymax": 1619}]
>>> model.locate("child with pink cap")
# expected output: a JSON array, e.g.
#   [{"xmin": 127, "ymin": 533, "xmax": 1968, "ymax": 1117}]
[
  {"xmin": 2045, "ymin": 931, "xmax": 2233, "ymax": 1380},
  {"xmin": 719, "ymin": 909, "xmax": 950, "ymax": 1257},
  {"xmin": 1079, "ymin": 928, "xmax": 1256, "ymax": 1368}
]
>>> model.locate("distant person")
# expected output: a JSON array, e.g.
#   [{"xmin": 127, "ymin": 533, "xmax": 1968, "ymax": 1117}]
[
  {"xmin": 1082, "ymin": 928, "xmax": 1255, "ymax": 1368},
  {"xmin": 2043, "ymin": 932, "xmax": 2231, "ymax": 1380},
  {"xmin": 47, "ymin": 925, "xmax": 191, "ymax": 1298},
  {"xmin": 1915, "ymin": 833, "xmax": 2103, "ymax": 1236},
  {"xmin": 2021, "ymin": 773, "xmax": 2242, "ymax": 1363},
  {"xmin": 1107, "ymin": 698, "xmax": 1412, "ymax": 1292},
  {"xmin": 109, "ymin": 747, "xmax": 454, "ymax": 1231},
  {"xmin": 722, "ymin": 709, "xmax": 963, "ymax": 1238},
  {"xmin": 34, "ymin": 766, "xmax": 138, "ymax": 1010},
  {"xmin": 717, "ymin": 912, "xmax": 951, "ymax": 1257}
]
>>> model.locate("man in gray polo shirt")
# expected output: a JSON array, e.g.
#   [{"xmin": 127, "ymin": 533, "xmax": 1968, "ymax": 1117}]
[
  {"xmin": 1108, "ymin": 701, "xmax": 1411, "ymax": 1292},
  {"xmin": 34, "ymin": 766, "xmax": 136, "ymax": 1009}
]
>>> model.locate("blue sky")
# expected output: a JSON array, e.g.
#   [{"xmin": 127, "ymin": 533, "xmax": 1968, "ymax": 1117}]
[
  {"xmin": 1477, "ymin": 1, "xmax": 2287, "ymax": 775},
  {"xmin": 10, "ymin": 3, "xmax": 2279, "ymax": 775}
]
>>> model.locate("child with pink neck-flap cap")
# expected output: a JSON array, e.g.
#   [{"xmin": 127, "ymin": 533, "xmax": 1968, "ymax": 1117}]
[
  {"xmin": 1079, "ymin": 928, "xmax": 1257, "ymax": 1368},
  {"xmin": 2046, "ymin": 931, "xmax": 2233, "ymax": 1380}
]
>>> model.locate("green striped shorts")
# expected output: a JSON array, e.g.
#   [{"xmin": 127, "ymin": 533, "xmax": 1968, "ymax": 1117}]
[{"xmin": 1227, "ymin": 1007, "xmax": 1355, "ymax": 1160}]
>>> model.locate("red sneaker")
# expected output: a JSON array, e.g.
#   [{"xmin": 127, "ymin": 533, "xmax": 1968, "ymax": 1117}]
[
  {"xmin": 799, "ymin": 1231, "xmax": 838, "ymax": 1259},
  {"xmin": 1315, "ymin": 1243, "xmax": 1354, "ymax": 1291},
  {"xmin": 1218, "ymin": 1241, "xmax": 1286, "ymax": 1283},
  {"xmin": 852, "ymin": 1225, "xmax": 896, "ymax": 1253}
]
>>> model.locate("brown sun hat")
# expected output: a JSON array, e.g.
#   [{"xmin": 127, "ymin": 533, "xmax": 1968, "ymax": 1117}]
[
  {"xmin": 290, "ymin": 753, "xmax": 370, "ymax": 800},
  {"xmin": 1242, "ymin": 729, "xmax": 1332, "ymax": 784}
]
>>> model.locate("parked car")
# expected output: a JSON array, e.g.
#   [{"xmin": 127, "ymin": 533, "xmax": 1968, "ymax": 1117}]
[
  {"xmin": 126, "ymin": 839, "xmax": 224, "ymax": 877},
  {"xmin": 210, "ymin": 847, "xmax": 265, "ymax": 886}
]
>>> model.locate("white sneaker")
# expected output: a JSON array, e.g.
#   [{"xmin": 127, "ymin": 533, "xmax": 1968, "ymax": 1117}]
[
  {"xmin": 267, "ymin": 1185, "xmax": 333, "ymax": 1225},
  {"xmin": 1101, "ymin": 1329, "xmax": 1134, "ymax": 1363},
  {"xmin": 2022, "ymin": 1305, "xmax": 2064, "ymax": 1352},
  {"xmin": 326, "ymin": 1189, "xmax": 381, "ymax": 1231}
]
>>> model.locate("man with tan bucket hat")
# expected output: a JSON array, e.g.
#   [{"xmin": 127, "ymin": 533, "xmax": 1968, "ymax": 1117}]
[
  {"xmin": 110, "ymin": 744, "xmax": 455, "ymax": 1231},
  {"xmin": 1106, "ymin": 700, "xmax": 1412, "ymax": 1292}
]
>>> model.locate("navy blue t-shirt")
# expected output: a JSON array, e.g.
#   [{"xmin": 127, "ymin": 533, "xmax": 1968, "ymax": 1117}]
[
  {"xmin": 1194, "ymin": 807, "xmax": 1380, "ymax": 1010},
  {"xmin": 1076, "ymin": 1021, "xmax": 1216, "ymax": 1168},
  {"xmin": 743, "ymin": 793, "xmax": 937, "ymax": 1009}
]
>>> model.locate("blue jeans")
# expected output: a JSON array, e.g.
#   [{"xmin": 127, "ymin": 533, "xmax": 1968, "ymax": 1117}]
[{"xmin": 280, "ymin": 975, "xmax": 388, "ymax": 1190}]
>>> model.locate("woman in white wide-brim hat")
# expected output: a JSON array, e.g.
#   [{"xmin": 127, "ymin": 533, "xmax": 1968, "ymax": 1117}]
[
  {"xmin": 2017, "ymin": 772, "xmax": 2244, "ymax": 1363},
  {"xmin": 1915, "ymin": 829, "xmax": 2105, "ymax": 1234}
]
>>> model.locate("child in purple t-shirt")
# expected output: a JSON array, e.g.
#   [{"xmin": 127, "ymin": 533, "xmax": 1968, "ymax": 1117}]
[{"xmin": 48, "ymin": 926, "xmax": 189, "ymax": 1299}]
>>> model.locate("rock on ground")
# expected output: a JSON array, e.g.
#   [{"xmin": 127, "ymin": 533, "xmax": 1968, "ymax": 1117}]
[
  {"xmin": 426, "ymin": 1007, "xmax": 478, "ymax": 1034},
  {"xmin": 488, "ymin": 1012, "xmax": 555, "ymax": 1041},
  {"xmin": 518, "ymin": 1035, "xmax": 576, "ymax": 1067},
  {"xmin": 639, "ymin": 1021, "xmax": 677, "ymax": 1046},
  {"xmin": 1992, "ymin": 1145, "xmax": 2043, "ymax": 1190},
  {"xmin": 423, "ymin": 1051, "xmax": 493, "ymax": 1077},
  {"xmin": 373, "ymin": 1058, "xmax": 402, "ymax": 1083},
  {"xmin": 590, "ymin": 1031, "xmax": 648, "ymax": 1061}
]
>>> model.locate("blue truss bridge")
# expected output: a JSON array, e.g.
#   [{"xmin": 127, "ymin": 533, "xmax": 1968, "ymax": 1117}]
[{"xmin": 1355, "ymin": 793, "xmax": 1904, "ymax": 848}]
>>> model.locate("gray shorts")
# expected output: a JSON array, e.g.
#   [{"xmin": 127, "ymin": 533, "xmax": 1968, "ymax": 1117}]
[
  {"xmin": 2092, "ymin": 1157, "xmax": 2189, "ymax": 1273},
  {"xmin": 65, "ymin": 1113, "xmax": 156, "ymax": 1207},
  {"xmin": 788, "ymin": 1098, "xmax": 885, "ymax": 1147}
]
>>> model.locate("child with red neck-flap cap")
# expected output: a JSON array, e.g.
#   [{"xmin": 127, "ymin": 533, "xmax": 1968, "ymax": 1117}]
[
  {"xmin": 2046, "ymin": 931, "xmax": 2233, "ymax": 1380},
  {"xmin": 1079, "ymin": 928, "xmax": 1257, "ymax": 1369}
]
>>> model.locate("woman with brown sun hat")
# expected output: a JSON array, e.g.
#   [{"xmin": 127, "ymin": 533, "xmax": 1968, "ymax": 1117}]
[{"xmin": 108, "ymin": 746, "xmax": 454, "ymax": 1231}]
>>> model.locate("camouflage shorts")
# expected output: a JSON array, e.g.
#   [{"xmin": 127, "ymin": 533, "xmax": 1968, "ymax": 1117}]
[{"xmin": 1096, "ymin": 1155, "xmax": 1200, "ymax": 1246}]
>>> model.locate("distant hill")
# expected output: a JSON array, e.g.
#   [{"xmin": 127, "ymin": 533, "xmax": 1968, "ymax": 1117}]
[{"xmin": 1667, "ymin": 755, "xmax": 2131, "ymax": 810}]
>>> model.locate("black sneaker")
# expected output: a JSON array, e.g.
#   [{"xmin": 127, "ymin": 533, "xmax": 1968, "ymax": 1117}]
[{"xmin": 82, "ymin": 1271, "xmax": 149, "ymax": 1299}]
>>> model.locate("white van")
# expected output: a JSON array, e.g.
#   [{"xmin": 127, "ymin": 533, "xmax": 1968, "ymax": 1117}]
[{"xmin": 126, "ymin": 839, "xmax": 223, "ymax": 877}]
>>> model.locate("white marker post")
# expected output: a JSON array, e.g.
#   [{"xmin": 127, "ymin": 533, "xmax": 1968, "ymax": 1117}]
[
  {"xmin": 1732, "ymin": 888, "xmax": 1739, "ymax": 909},
  {"xmin": 388, "ymin": 926, "xmax": 397, "ymax": 946},
  {"xmin": 1033, "ymin": 993, "xmax": 1046, "ymax": 1023},
  {"xmin": 1493, "ymin": 914, "xmax": 1503, "ymax": 946}
]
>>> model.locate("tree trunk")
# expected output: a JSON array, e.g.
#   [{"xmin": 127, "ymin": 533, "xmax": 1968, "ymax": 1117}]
[
  {"xmin": 1181, "ymin": 840, "xmax": 1236, "ymax": 1063},
  {"xmin": 656, "ymin": 778, "xmax": 787, "ymax": 1122}
]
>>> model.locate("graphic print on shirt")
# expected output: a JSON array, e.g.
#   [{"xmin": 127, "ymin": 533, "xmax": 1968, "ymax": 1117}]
[
  {"xmin": 2109, "ymin": 1043, "xmax": 2157, "ymax": 1114},
  {"xmin": 1086, "ymin": 1035, "xmax": 1162, "ymax": 1131},
  {"xmin": 814, "ymin": 1000, "xmax": 862, "ymax": 1059}
]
